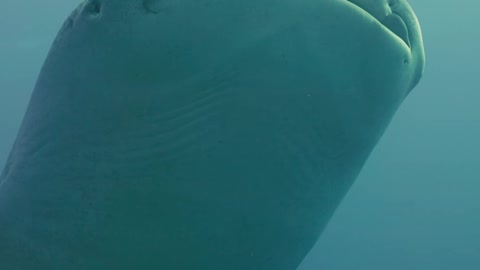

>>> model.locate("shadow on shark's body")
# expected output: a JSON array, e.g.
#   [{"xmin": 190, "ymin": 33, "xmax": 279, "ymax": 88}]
[{"xmin": 0, "ymin": 0, "xmax": 424, "ymax": 269}]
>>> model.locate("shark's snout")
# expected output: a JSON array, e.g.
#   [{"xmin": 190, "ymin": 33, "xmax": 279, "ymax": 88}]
[{"xmin": 346, "ymin": 0, "xmax": 425, "ymax": 89}]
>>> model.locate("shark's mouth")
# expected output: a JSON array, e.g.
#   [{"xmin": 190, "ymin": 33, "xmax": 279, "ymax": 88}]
[{"xmin": 346, "ymin": 0, "xmax": 411, "ymax": 49}]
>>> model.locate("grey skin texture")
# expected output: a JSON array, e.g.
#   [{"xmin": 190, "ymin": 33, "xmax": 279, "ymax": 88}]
[{"xmin": 0, "ymin": 0, "xmax": 425, "ymax": 269}]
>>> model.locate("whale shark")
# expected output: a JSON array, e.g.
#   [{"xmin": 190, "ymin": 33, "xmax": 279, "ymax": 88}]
[{"xmin": 0, "ymin": 0, "xmax": 424, "ymax": 269}]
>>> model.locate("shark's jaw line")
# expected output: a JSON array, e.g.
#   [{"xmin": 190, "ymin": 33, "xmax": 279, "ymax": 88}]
[{"xmin": 345, "ymin": 0, "xmax": 411, "ymax": 51}]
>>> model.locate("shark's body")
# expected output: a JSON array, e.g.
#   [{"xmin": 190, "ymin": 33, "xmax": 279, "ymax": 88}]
[{"xmin": 0, "ymin": 0, "xmax": 424, "ymax": 269}]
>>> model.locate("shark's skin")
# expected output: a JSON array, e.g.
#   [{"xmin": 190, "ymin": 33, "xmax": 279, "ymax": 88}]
[{"xmin": 0, "ymin": 0, "xmax": 424, "ymax": 269}]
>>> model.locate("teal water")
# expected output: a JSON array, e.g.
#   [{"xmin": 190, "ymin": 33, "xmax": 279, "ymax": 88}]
[{"xmin": 0, "ymin": 1, "xmax": 478, "ymax": 269}]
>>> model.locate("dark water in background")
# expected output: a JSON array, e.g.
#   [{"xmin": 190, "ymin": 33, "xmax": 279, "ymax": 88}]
[{"xmin": 0, "ymin": 1, "xmax": 478, "ymax": 269}]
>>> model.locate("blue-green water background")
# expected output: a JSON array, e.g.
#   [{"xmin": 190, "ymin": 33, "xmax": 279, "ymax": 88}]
[{"xmin": 0, "ymin": 1, "xmax": 478, "ymax": 269}]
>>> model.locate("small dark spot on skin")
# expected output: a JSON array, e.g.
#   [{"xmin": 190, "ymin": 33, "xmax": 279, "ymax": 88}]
[
  {"xmin": 388, "ymin": 0, "xmax": 399, "ymax": 9},
  {"xmin": 144, "ymin": 0, "xmax": 165, "ymax": 14},
  {"xmin": 404, "ymin": 59, "xmax": 410, "ymax": 64}
]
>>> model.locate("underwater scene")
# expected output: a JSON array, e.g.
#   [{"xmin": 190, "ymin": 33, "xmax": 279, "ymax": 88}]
[{"xmin": 0, "ymin": 0, "xmax": 478, "ymax": 269}]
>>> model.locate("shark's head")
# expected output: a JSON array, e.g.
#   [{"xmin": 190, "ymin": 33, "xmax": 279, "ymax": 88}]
[
  {"xmin": 1, "ymin": 0, "xmax": 426, "ymax": 269},
  {"xmin": 347, "ymin": 0, "xmax": 425, "ymax": 90}
]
